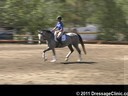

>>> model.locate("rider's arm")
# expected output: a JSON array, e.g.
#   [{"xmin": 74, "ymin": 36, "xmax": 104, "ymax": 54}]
[
  {"xmin": 60, "ymin": 28, "xmax": 63, "ymax": 32},
  {"xmin": 51, "ymin": 27, "xmax": 57, "ymax": 32},
  {"xmin": 51, "ymin": 23, "xmax": 58, "ymax": 32}
]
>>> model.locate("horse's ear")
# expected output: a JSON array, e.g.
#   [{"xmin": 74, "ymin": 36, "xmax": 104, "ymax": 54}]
[{"xmin": 37, "ymin": 30, "xmax": 42, "ymax": 34}]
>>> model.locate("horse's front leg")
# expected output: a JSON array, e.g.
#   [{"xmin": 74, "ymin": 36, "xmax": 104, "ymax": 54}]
[
  {"xmin": 42, "ymin": 47, "xmax": 51, "ymax": 61},
  {"xmin": 50, "ymin": 48, "xmax": 57, "ymax": 62}
]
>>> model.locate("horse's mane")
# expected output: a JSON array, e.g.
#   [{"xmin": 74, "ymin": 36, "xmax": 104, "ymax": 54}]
[{"xmin": 41, "ymin": 30, "xmax": 52, "ymax": 34}]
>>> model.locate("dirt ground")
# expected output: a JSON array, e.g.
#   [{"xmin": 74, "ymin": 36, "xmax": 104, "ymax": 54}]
[{"xmin": 0, "ymin": 44, "xmax": 127, "ymax": 84}]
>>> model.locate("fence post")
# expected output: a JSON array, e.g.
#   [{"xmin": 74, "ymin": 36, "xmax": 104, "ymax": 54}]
[{"xmin": 27, "ymin": 32, "xmax": 33, "ymax": 44}]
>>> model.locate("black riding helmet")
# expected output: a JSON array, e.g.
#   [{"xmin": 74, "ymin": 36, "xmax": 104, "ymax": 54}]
[{"xmin": 56, "ymin": 16, "xmax": 62, "ymax": 20}]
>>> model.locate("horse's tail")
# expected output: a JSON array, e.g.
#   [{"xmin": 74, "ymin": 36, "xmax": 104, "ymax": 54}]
[{"xmin": 77, "ymin": 34, "xmax": 87, "ymax": 55}]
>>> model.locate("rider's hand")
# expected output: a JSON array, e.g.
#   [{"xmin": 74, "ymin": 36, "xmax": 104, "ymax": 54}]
[{"xmin": 51, "ymin": 30, "xmax": 54, "ymax": 33}]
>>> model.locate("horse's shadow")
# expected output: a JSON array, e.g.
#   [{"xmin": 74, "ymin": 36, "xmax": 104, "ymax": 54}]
[{"xmin": 60, "ymin": 61, "xmax": 96, "ymax": 64}]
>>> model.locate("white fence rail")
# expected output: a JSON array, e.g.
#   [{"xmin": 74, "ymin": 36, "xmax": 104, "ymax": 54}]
[{"xmin": 0, "ymin": 32, "xmax": 128, "ymax": 44}]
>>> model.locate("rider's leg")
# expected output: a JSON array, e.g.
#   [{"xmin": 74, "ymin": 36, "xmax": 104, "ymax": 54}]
[
  {"xmin": 54, "ymin": 31, "xmax": 59, "ymax": 42},
  {"xmin": 57, "ymin": 32, "xmax": 63, "ymax": 44},
  {"xmin": 57, "ymin": 32, "xmax": 63, "ymax": 38}
]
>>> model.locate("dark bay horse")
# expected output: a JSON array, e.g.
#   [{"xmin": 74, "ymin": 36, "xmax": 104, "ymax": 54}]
[{"xmin": 38, "ymin": 30, "xmax": 86, "ymax": 62}]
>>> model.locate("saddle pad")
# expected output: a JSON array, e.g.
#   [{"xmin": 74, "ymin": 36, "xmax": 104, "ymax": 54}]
[{"xmin": 61, "ymin": 34, "xmax": 66, "ymax": 41}]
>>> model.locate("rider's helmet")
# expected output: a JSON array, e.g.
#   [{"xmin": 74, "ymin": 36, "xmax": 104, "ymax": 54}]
[{"xmin": 56, "ymin": 16, "xmax": 62, "ymax": 20}]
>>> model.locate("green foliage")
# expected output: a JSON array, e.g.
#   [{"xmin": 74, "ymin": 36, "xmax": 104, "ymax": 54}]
[
  {"xmin": 0, "ymin": 0, "xmax": 128, "ymax": 40},
  {"xmin": 90, "ymin": 0, "xmax": 128, "ymax": 41}
]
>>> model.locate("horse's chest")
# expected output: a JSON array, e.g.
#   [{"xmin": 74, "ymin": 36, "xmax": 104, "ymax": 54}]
[{"xmin": 47, "ymin": 41, "xmax": 56, "ymax": 47}]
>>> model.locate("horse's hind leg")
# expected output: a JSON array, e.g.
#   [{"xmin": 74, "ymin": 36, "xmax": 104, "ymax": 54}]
[
  {"xmin": 65, "ymin": 44, "xmax": 74, "ymax": 61},
  {"xmin": 73, "ymin": 44, "xmax": 82, "ymax": 62}
]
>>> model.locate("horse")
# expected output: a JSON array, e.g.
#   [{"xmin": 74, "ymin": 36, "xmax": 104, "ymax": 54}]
[{"xmin": 38, "ymin": 30, "xmax": 87, "ymax": 62}]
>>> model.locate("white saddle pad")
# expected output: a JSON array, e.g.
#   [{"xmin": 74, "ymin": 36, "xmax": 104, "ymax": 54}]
[{"xmin": 61, "ymin": 34, "xmax": 66, "ymax": 41}]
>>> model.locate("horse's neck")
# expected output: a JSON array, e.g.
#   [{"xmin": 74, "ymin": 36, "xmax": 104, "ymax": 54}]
[
  {"xmin": 46, "ymin": 36, "xmax": 55, "ymax": 47},
  {"xmin": 47, "ymin": 34, "xmax": 55, "ymax": 42}
]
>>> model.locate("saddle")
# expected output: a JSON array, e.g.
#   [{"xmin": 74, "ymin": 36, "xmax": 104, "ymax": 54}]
[{"xmin": 56, "ymin": 34, "xmax": 67, "ymax": 48}]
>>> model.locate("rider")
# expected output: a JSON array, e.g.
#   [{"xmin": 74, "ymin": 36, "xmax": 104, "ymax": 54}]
[{"xmin": 51, "ymin": 16, "xmax": 64, "ymax": 46}]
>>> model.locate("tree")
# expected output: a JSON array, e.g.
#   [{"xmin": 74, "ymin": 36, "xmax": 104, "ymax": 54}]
[
  {"xmin": 91, "ymin": 0, "xmax": 128, "ymax": 40},
  {"xmin": 0, "ymin": 0, "xmax": 128, "ymax": 41}
]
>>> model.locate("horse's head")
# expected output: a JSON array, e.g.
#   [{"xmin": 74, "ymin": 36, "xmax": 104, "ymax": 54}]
[{"xmin": 38, "ymin": 30, "xmax": 53, "ymax": 40}]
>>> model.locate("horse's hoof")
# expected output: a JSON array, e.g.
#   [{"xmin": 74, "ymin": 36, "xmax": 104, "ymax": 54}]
[
  {"xmin": 77, "ymin": 59, "xmax": 82, "ymax": 62},
  {"xmin": 44, "ymin": 58, "xmax": 47, "ymax": 61},
  {"xmin": 50, "ymin": 59, "xmax": 56, "ymax": 62},
  {"xmin": 65, "ymin": 58, "xmax": 68, "ymax": 61}
]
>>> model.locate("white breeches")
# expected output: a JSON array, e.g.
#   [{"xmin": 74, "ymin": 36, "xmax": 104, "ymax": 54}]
[{"xmin": 54, "ymin": 31, "xmax": 63, "ymax": 41}]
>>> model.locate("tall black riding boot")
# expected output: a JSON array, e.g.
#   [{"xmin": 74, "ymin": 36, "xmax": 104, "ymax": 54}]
[{"xmin": 57, "ymin": 37, "xmax": 62, "ymax": 47}]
